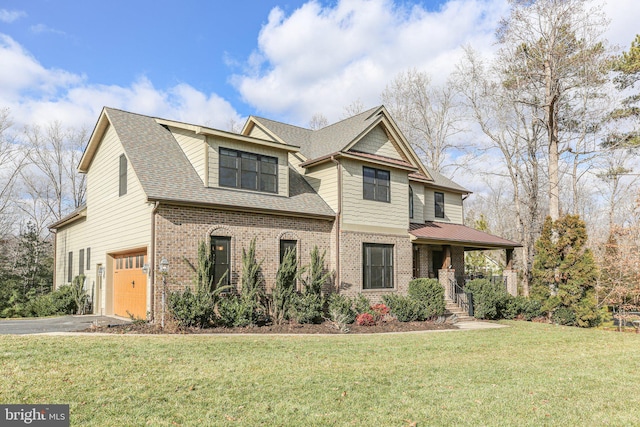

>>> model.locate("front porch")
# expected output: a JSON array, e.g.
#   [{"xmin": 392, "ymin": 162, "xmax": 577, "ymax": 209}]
[{"xmin": 409, "ymin": 221, "xmax": 522, "ymax": 316}]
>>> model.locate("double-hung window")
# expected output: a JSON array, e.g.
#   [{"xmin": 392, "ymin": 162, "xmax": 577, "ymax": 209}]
[
  {"xmin": 363, "ymin": 244, "xmax": 394, "ymax": 289},
  {"xmin": 363, "ymin": 166, "xmax": 390, "ymax": 202},
  {"xmin": 219, "ymin": 148, "xmax": 278, "ymax": 193},
  {"xmin": 434, "ymin": 192, "xmax": 445, "ymax": 219}
]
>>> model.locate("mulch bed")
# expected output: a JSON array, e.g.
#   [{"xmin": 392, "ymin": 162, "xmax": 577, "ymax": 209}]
[{"xmin": 84, "ymin": 319, "xmax": 457, "ymax": 335}]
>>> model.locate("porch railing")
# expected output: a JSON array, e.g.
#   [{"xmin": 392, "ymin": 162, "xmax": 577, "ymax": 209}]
[{"xmin": 449, "ymin": 278, "xmax": 473, "ymax": 317}]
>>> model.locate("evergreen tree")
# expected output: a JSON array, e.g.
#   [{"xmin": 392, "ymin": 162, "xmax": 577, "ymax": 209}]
[
  {"xmin": 271, "ymin": 247, "xmax": 299, "ymax": 324},
  {"xmin": 13, "ymin": 222, "xmax": 53, "ymax": 297},
  {"xmin": 606, "ymin": 34, "xmax": 640, "ymax": 148},
  {"xmin": 531, "ymin": 215, "xmax": 600, "ymax": 327}
]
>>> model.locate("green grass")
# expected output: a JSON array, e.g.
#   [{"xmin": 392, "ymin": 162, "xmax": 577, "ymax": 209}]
[{"xmin": 1, "ymin": 322, "xmax": 640, "ymax": 426}]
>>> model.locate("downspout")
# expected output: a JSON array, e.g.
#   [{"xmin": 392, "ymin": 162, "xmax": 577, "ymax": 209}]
[
  {"xmin": 330, "ymin": 156, "xmax": 342, "ymax": 292},
  {"xmin": 149, "ymin": 201, "xmax": 160, "ymax": 322}
]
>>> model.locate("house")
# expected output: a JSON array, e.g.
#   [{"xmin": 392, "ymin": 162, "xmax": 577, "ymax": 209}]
[{"xmin": 49, "ymin": 106, "xmax": 520, "ymax": 320}]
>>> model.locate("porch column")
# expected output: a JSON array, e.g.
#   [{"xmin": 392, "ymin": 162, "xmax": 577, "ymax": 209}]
[
  {"xmin": 504, "ymin": 270, "xmax": 518, "ymax": 296},
  {"xmin": 504, "ymin": 249, "xmax": 518, "ymax": 296}
]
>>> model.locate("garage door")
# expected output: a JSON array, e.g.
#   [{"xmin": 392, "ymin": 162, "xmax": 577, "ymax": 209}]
[{"xmin": 113, "ymin": 252, "xmax": 147, "ymax": 319}]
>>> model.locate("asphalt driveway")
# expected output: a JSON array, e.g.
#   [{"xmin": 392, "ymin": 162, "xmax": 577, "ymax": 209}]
[{"xmin": 0, "ymin": 315, "xmax": 130, "ymax": 335}]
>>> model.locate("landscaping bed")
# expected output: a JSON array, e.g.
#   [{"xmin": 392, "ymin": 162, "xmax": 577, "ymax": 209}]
[{"xmin": 85, "ymin": 318, "xmax": 456, "ymax": 334}]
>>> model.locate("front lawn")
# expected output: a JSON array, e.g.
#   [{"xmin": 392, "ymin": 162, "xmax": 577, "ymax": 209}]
[{"xmin": 1, "ymin": 322, "xmax": 639, "ymax": 426}]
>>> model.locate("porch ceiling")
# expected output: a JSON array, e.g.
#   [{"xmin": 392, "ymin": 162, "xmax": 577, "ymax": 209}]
[{"xmin": 409, "ymin": 221, "xmax": 522, "ymax": 250}]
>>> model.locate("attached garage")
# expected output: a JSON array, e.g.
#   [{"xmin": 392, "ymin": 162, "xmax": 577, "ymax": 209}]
[{"xmin": 113, "ymin": 252, "xmax": 148, "ymax": 319}]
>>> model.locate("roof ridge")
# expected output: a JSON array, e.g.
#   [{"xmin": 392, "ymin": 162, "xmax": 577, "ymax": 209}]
[
  {"xmin": 315, "ymin": 105, "xmax": 380, "ymax": 133},
  {"xmin": 252, "ymin": 116, "xmax": 313, "ymax": 132}
]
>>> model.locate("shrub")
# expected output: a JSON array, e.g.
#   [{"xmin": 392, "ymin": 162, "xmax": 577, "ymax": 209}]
[
  {"xmin": 382, "ymin": 294, "xmax": 425, "ymax": 322},
  {"xmin": 216, "ymin": 294, "xmax": 255, "ymax": 327},
  {"xmin": 552, "ymin": 306, "xmax": 576, "ymax": 326},
  {"xmin": 356, "ymin": 312, "xmax": 375, "ymax": 326},
  {"xmin": 168, "ymin": 287, "xmax": 214, "ymax": 328},
  {"xmin": 26, "ymin": 285, "xmax": 77, "ymax": 317},
  {"xmin": 407, "ymin": 278, "xmax": 446, "ymax": 317},
  {"xmin": 71, "ymin": 275, "xmax": 89, "ymax": 315},
  {"xmin": 354, "ymin": 294, "xmax": 371, "ymax": 315},
  {"xmin": 239, "ymin": 238, "xmax": 266, "ymax": 325},
  {"xmin": 464, "ymin": 278, "xmax": 510, "ymax": 320},
  {"xmin": 271, "ymin": 248, "xmax": 301, "ymax": 324},
  {"xmin": 327, "ymin": 293, "xmax": 356, "ymax": 325},
  {"xmin": 290, "ymin": 292, "xmax": 323, "ymax": 324},
  {"xmin": 371, "ymin": 303, "xmax": 389, "ymax": 317},
  {"xmin": 301, "ymin": 246, "xmax": 332, "ymax": 296}
]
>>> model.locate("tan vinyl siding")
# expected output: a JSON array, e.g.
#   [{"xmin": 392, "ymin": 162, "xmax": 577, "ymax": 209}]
[
  {"xmin": 410, "ymin": 183, "xmax": 424, "ymax": 223},
  {"xmin": 341, "ymin": 158, "xmax": 408, "ymax": 231},
  {"xmin": 288, "ymin": 152, "xmax": 307, "ymax": 174},
  {"xmin": 54, "ymin": 219, "xmax": 89, "ymax": 286},
  {"xmin": 304, "ymin": 162, "xmax": 338, "ymax": 212},
  {"xmin": 423, "ymin": 188, "xmax": 463, "ymax": 224},
  {"xmin": 248, "ymin": 124, "xmax": 277, "ymax": 142},
  {"xmin": 170, "ymin": 127, "xmax": 206, "ymax": 185},
  {"xmin": 350, "ymin": 124, "xmax": 403, "ymax": 160},
  {"xmin": 207, "ymin": 135, "xmax": 289, "ymax": 197},
  {"xmin": 82, "ymin": 124, "xmax": 153, "ymax": 313}
]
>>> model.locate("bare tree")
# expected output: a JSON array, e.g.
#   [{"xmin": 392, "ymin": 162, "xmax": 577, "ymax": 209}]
[
  {"xmin": 381, "ymin": 68, "xmax": 465, "ymax": 174},
  {"xmin": 455, "ymin": 48, "xmax": 547, "ymax": 295},
  {"xmin": 0, "ymin": 108, "xmax": 26, "ymax": 238},
  {"xmin": 342, "ymin": 99, "xmax": 366, "ymax": 118},
  {"xmin": 595, "ymin": 151, "xmax": 639, "ymax": 230},
  {"xmin": 308, "ymin": 113, "xmax": 329, "ymax": 130},
  {"xmin": 497, "ymin": 0, "xmax": 611, "ymax": 220},
  {"xmin": 22, "ymin": 122, "xmax": 87, "ymax": 224}
]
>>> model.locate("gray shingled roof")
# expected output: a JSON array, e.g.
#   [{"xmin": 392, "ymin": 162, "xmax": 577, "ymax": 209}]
[
  {"xmin": 421, "ymin": 168, "xmax": 470, "ymax": 193},
  {"xmin": 105, "ymin": 108, "xmax": 335, "ymax": 218},
  {"xmin": 254, "ymin": 107, "xmax": 470, "ymax": 194},
  {"xmin": 252, "ymin": 106, "xmax": 381, "ymax": 160}
]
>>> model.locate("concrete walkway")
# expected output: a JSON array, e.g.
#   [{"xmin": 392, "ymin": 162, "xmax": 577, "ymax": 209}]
[{"xmin": 0, "ymin": 315, "xmax": 130, "ymax": 335}]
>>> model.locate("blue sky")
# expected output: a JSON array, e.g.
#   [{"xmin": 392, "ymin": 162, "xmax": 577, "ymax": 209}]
[{"xmin": 1, "ymin": 0, "xmax": 638, "ymax": 131}]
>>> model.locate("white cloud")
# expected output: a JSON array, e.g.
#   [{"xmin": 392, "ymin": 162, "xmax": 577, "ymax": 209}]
[
  {"xmin": 234, "ymin": 0, "xmax": 640, "ymax": 126},
  {"xmin": 233, "ymin": 0, "xmax": 509, "ymax": 124},
  {"xmin": 30, "ymin": 24, "xmax": 66, "ymax": 36},
  {"xmin": 0, "ymin": 34, "xmax": 243, "ymax": 131},
  {"xmin": 0, "ymin": 9, "xmax": 26, "ymax": 23},
  {"xmin": 600, "ymin": 0, "xmax": 640, "ymax": 50}
]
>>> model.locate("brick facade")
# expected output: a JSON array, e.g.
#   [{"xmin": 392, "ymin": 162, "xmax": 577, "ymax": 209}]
[
  {"xmin": 153, "ymin": 205, "xmax": 334, "ymax": 318},
  {"xmin": 151, "ymin": 204, "xmax": 472, "ymax": 318},
  {"xmin": 338, "ymin": 230, "xmax": 413, "ymax": 303}
]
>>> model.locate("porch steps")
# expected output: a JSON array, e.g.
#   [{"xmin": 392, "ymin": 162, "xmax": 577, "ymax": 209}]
[{"xmin": 444, "ymin": 299, "xmax": 474, "ymax": 323}]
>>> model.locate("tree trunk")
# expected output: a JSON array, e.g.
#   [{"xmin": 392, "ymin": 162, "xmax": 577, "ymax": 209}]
[{"xmin": 545, "ymin": 59, "xmax": 560, "ymax": 221}]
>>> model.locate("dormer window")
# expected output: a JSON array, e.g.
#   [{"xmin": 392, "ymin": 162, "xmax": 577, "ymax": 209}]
[
  {"xmin": 219, "ymin": 148, "xmax": 278, "ymax": 193},
  {"xmin": 363, "ymin": 166, "xmax": 390, "ymax": 203}
]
